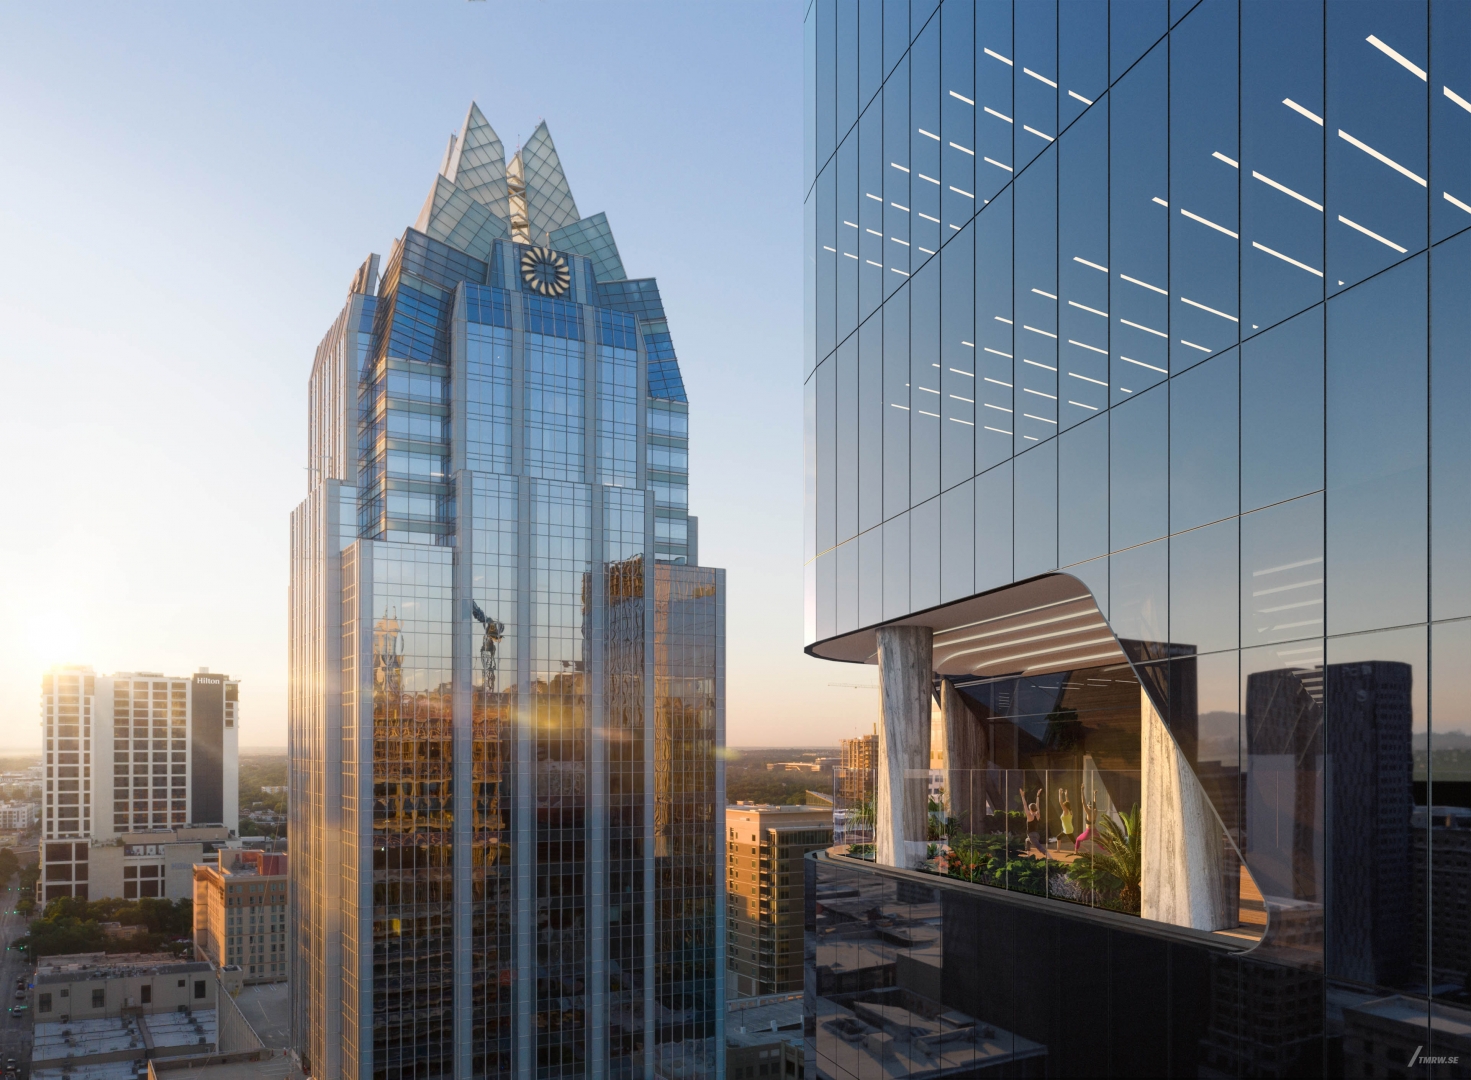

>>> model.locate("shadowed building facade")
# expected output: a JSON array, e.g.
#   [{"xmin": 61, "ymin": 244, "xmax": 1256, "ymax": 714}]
[
  {"xmin": 804, "ymin": 1, "xmax": 1471, "ymax": 1075},
  {"xmin": 289, "ymin": 103, "xmax": 725, "ymax": 1080}
]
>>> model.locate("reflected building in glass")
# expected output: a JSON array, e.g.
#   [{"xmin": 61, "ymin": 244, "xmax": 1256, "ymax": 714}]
[
  {"xmin": 289, "ymin": 103, "xmax": 725, "ymax": 1080},
  {"xmin": 804, "ymin": 2, "xmax": 1471, "ymax": 1075}
]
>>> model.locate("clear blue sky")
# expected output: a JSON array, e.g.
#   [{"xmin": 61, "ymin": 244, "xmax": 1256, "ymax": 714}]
[{"xmin": 0, "ymin": 1, "xmax": 876, "ymax": 749}]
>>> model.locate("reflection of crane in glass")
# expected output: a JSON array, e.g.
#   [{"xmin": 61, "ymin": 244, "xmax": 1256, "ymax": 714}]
[{"xmin": 471, "ymin": 601, "xmax": 505, "ymax": 693}]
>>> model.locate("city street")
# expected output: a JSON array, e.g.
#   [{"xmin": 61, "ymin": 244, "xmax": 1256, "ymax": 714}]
[{"xmin": 0, "ymin": 874, "xmax": 31, "ymax": 1079}]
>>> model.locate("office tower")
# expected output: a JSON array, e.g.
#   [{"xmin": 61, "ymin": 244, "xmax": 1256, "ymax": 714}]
[
  {"xmin": 724, "ymin": 804, "xmax": 832, "ymax": 997},
  {"xmin": 805, "ymin": 1, "xmax": 1469, "ymax": 1073},
  {"xmin": 289, "ymin": 103, "xmax": 725, "ymax": 1080},
  {"xmin": 39, "ymin": 665, "xmax": 240, "ymax": 904},
  {"xmin": 193, "ymin": 851, "xmax": 289, "ymax": 984}
]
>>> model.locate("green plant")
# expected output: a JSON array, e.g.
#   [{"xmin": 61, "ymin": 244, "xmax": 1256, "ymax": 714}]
[{"xmin": 1069, "ymin": 803, "xmax": 1141, "ymax": 914}]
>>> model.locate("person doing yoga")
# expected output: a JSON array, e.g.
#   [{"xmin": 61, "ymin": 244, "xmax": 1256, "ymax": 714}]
[{"xmin": 1022, "ymin": 787, "xmax": 1045, "ymax": 853}]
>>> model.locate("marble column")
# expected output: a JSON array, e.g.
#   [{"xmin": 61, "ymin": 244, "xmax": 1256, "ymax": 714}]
[
  {"xmin": 941, "ymin": 677, "xmax": 983, "ymax": 835},
  {"xmin": 1140, "ymin": 687, "xmax": 1231, "ymax": 930},
  {"xmin": 875, "ymin": 625, "xmax": 933, "ymax": 869}
]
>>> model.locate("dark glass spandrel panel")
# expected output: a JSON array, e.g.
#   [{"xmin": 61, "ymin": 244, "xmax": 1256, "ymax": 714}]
[
  {"xmin": 974, "ymin": 188, "xmax": 1015, "ymax": 471},
  {"xmin": 1058, "ymin": 100, "xmax": 1110, "ymax": 425},
  {"xmin": 910, "ymin": 19, "xmax": 943, "ymax": 261},
  {"xmin": 1432, "ymin": 232, "xmax": 1471, "ymax": 620},
  {"xmin": 1109, "ymin": 382, "xmax": 1168, "ymax": 551},
  {"xmin": 816, "ymin": 356, "xmax": 836, "ymax": 556},
  {"xmin": 1014, "ymin": 145, "xmax": 1059, "ymax": 450},
  {"xmin": 1241, "ymin": 0, "xmax": 1325, "ymax": 336},
  {"xmin": 816, "ymin": 546, "xmax": 836, "ymax": 642},
  {"xmin": 858, "ymin": 316, "xmax": 884, "ymax": 534},
  {"xmin": 941, "ymin": 478, "xmax": 975, "ymax": 603},
  {"xmin": 1170, "ymin": 519, "xmax": 1239, "ymax": 656},
  {"xmin": 940, "ymin": 225, "xmax": 975, "ymax": 491},
  {"xmin": 1013, "ymin": 2, "xmax": 1058, "ymax": 175},
  {"xmin": 1110, "ymin": 45, "xmax": 1170, "ymax": 404},
  {"xmin": 1169, "ymin": 0, "xmax": 1239, "ymax": 372},
  {"xmin": 858, "ymin": 0, "xmax": 884, "ymax": 113},
  {"xmin": 910, "ymin": 256, "xmax": 942, "ymax": 506},
  {"xmin": 1240, "ymin": 307, "xmax": 1324, "ymax": 513},
  {"xmin": 1241, "ymin": 639, "xmax": 1325, "ymax": 954},
  {"xmin": 940, "ymin": 0, "xmax": 976, "ymax": 233},
  {"xmin": 859, "ymin": 104, "xmax": 885, "ymax": 321},
  {"xmin": 816, "ymin": 0, "xmax": 837, "ymax": 175},
  {"xmin": 837, "ymin": 0, "xmax": 858, "ymax": 146},
  {"xmin": 1324, "ymin": 626, "xmax": 1426, "ymax": 990},
  {"xmin": 859, "ymin": 524, "xmax": 883, "ymax": 627},
  {"xmin": 1241, "ymin": 493, "xmax": 1323, "ymax": 646},
  {"xmin": 884, "ymin": 55, "xmax": 912, "ymax": 298},
  {"xmin": 974, "ymin": 460, "xmax": 1013, "ymax": 593},
  {"xmin": 835, "ymin": 336, "xmax": 859, "ymax": 545},
  {"xmin": 1111, "ymin": 0, "xmax": 1167, "ymax": 84},
  {"xmin": 1326, "ymin": 254, "xmax": 1428, "ymax": 635},
  {"xmin": 883, "ymin": 291, "xmax": 910, "ymax": 520},
  {"xmin": 1431, "ymin": 0, "xmax": 1471, "ymax": 241},
  {"xmin": 835, "ymin": 536, "xmax": 859, "ymax": 634},
  {"xmin": 1110, "ymin": 537, "xmax": 1167, "ymax": 646},
  {"xmin": 1058, "ymin": 411, "xmax": 1108, "ymax": 568},
  {"xmin": 1058, "ymin": 0, "xmax": 1107, "ymax": 130},
  {"xmin": 1013, "ymin": 441, "xmax": 1057, "ymax": 580},
  {"xmin": 911, "ymin": 494, "xmax": 941, "ymax": 611},
  {"xmin": 883, "ymin": 509, "xmax": 911, "ymax": 619},
  {"xmin": 816, "ymin": 161, "xmax": 836, "ymax": 366},
  {"xmin": 974, "ymin": 0, "xmax": 1015, "ymax": 204},
  {"xmin": 835, "ymin": 135, "xmax": 859, "ymax": 345},
  {"xmin": 1170, "ymin": 348, "xmax": 1239, "ymax": 533},
  {"xmin": 1326, "ymin": 1, "xmax": 1429, "ymax": 294}
]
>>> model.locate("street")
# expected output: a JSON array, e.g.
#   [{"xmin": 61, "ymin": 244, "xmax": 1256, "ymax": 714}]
[{"xmin": 0, "ymin": 874, "xmax": 30, "ymax": 1079}]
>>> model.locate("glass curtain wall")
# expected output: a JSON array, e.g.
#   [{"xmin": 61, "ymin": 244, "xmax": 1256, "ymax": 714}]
[{"xmin": 807, "ymin": 0, "xmax": 1471, "ymax": 1069}]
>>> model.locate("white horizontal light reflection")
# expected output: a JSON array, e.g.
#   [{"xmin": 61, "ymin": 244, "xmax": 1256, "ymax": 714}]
[
  {"xmin": 1067, "ymin": 301, "xmax": 1108, "ymax": 318},
  {"xmin": 1023, "ymin": 359, "xmax": 1056, "ymax": 371},
  {"xmin": 983, "ymin": 348, "xmax": 1013, "ymax": 358},
  {"xmin": 984, "ymin": 377, "xmax": 1012, "ymax": 388},
  {"xmin": 866, "ymin": 193, "xmax": 883, "ymax": 202},
  {"xmin": 1069, "ymin": 400, "xmax": 1099, "ymax": 411},
  {"xmin": 918, "ymin": 128, "xmax": 940, "ymax": 141},
  {"xmin": 984, "ymin": 157, "xmax": 1013, "ymax": 173},
  {"xmin": 1121, "ymin": 356, "xmax": 1168, "ymax": 373},
  {"xmin": 918, "ymin": 212, "xmax": 940, "ymax": 222},
  {"xmin": 1446, "ymin": 191, "xmax": 1471, "ymax": 216},
  {"xmin": 1068, "ymin": 372, "xmax": 1107, "ymax": 386},
  {"xmin": 984, "ymin": 106, "xmax": 1013, "ymax": 124},
  {"xmin": 1032, "ymin": 288, "xmax": 1057, "ymax": 299},
  {"xmin": 1283, "ymin": 98, "xmax": 1324, "ymax": 125},
  {"xmin": 1447, "ymin": 85, "xmax": 1471, "ymax": 115},
  {"xmin": 1068, "ymin": 339, "xmax": 1107, "ymax": 355},
  {"xmin": 1212, "ymin": 151, "xmax": 1239, "ymax": 168},
  {"xmin": 1180, "ymin": 207, "xmax": 1240, "ymax": 238},
  {"xmin": 891, "ymin": 162, "xmax": 910, "ymax": 173},
  {"xmin": 950, "ymin": 368, "xmax": 975, "ymax": 377},
  {"xmin": 1024, "ymin": 388, "xmax": 1057, "ymax": 399},
  {"xmin": 1252, "ymin": 170, "xmax": 1324, "ymax": 211},
  {"xmin": 984, "ymin": 426, "xmax": 1012, "ymax": 435},
  {"xmin": 1179, "ymin": 340, "xmax": 1213, "ymax": 354},
  {"xmin": 1337, "ymin": 129, "xmax": 1427, "ymax": 187},
  {"xmin": 1024, "ymin": 125, "xmax": 1054, "ymax": 142},
  {"xmin": 1120, "ymin": 318, "xmax": 1167, "ymax": 338},
  {"xmin": 1023, "ymin": 67, "xmax": 1057, "ymax": 88},
  {"xmin": 951, "ymin": 417, "xmax": 975, "ymax": 426},
  {"xmin": 1365, "ymin": 34, "xmax": 1427, "ymax": 81},
  {"xmin": 1068, "ymin": 90, "xmax": 1093, "ymax": 105},
  {"xmin": 1152, "ymin": 197, "xmax": 1169, "ymax": 207},
  {"xmin": 1120, "ymin": 273, "xmax": 1167, "ymax": 295},
  {"xmin": 1251, "ymin": 240, "xmax": 1324, "ymax": 277},
  {"xmin": 1074, "ymin": 257, "xmax": 1108, "ymax": 273},
  {"xmin": 1337, "ymin": 214, "xmax": 1407, "ymax": 252},
  {"xmin": 950, "ymin": 186, "xmax": 975, "ymax": 199},
  {"xmin": 950, "ymin": 141, "xmax": 975, "ymax": 155},
  {"xmin": 1180, "ymin": 296, "xmax": 1239, "ymax": 322},
  {"xmin": 1024, "ymin": 413, "xmax": 1057, "ymax": 424},
  {"xmin": 995, "ymin": 316, "xmax": 1013, "ymax": 324},
  {"xmin": 950, "ymin": 90, "xmax": 975, "ymax": 105},
  {"xmin": 984, "ymin": 47, "xmax": 1013, "ymax": 66},
  {"xmin": 1023, "ymin": 325, "xmax": 1058, "ymax": 338},
  {"xmin": 918, "ymin": 173, "xmax": 941, "ymax": 185}
]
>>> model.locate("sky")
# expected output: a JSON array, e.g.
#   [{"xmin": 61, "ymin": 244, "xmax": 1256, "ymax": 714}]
[{"xmin": 0, "ymin": 0, "xmax": 880, "ymax": 751}]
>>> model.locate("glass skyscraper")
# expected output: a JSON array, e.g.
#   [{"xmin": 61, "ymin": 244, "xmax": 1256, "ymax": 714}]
[
  {"xmin": 805, "ymin": 2, "xmax": 1471, "ymax": 1075},
  {"xmin": 290, "ymin": 103, "xmax": 726, "ymax": 1080}
]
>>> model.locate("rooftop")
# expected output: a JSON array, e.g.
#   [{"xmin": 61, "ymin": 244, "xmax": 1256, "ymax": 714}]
[{"xmin": 36, "ymin": 953, "xmax": 211, "ymax": 983}]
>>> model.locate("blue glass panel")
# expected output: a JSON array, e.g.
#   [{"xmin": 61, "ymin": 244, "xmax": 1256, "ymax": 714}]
[
  {"xmin": 1014, "ymin": 441, "xmax": 1057, "ymax": 579},
  {"xmin": 1110, "ymin": 383, "xmax": 1167, "ymax": 551},
  {"xmin": 1241, "ymin": 307, "xmax": 1324, "ymax": 513},
  {"xmin": 1170, "ymin": 348, "xmax": 1239, "ymax": 534}
]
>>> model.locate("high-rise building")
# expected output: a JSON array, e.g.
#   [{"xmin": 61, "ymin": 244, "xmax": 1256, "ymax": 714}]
[
  {"xmin": 724, "ymin": 804, "xmax": 832, "ymax": 997},
  {"xmin": 804, "ymin": 1, "xmax": 1471, "ymax": 1073},
  {"xmin": 193, "ymin": 851, "xmax": 289, "ymax": 984},
  {"xmin": 38, "ymin": 665, "xmax": 240, "ymax": 904},
  {"xmin": 289, "ymin": 103, "xmax": 726, "ymax": 1080}
]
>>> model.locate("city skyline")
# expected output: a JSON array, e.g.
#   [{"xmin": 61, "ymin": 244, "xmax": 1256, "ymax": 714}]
[{"xmin": 0, "ymin": 0, "xmax": 863, "ymax": 752}]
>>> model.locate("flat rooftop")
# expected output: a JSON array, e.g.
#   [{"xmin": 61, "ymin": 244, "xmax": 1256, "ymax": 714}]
[
  {"xmin": 36, "ymin": 954, "xmax": 211, "ymax": 983},
  {"xmin": 33, "ymin": 1016, "xmax": 144, "ymax": 1063}
]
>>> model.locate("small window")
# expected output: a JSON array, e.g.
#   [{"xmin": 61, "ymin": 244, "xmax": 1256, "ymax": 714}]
[
  {"xmin": 39, "ymin": 993, "xmax": 51, "ymax": 1013},
  {"xmin": 194, "ymin": 980, "xmax": 206, "ymax": 1000},
  {"xmin": 177, "ymin": 979, "xmax": 185, "ymax": 988},
  {"xmin": 91, "ymin": 989, "xmax": 104, "ymax": 1008},
  {"xmin": 140, "ymin": 986, "xmax": 151, "ymax": 1004}
]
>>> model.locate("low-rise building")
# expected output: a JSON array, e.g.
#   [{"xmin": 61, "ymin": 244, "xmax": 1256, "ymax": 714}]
[
  {"xmin": 726, "ymin": 804, "xmax": 833, "ymax": 997},
  {"xmin": 193, "ymin": 851, "xmax": 288, "ymax": 983},
  {"xmin": 726, "ymin": 995, "xmax": 805, "ymax": 1080},
  {"xmin": 42, "ymin": 824, "xmax": 231, "ymax": 904},
  {"xmin": 32, "ymin": 953, "xmax": 216, "ymax": 1021},
  {"xmin": 0, "ymin": 801, "xmax": 37, "ymax": 829}
]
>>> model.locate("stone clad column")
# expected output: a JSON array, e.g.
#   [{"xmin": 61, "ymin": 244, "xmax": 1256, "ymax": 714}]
[{"xmin": 875, "ymin": 626, "xmax": 933, "ymax": 868}]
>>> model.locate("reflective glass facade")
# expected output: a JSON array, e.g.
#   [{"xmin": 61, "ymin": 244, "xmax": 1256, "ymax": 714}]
[
  {"xmin": 806, "ymin": 1, "xmax": 1471, "ymax": 1073},
  {"xmin": 291, "ymin": 104, "xmax": 725, "ymax": 1080}
]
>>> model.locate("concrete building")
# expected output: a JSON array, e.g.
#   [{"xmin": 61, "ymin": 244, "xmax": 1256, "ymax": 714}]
[
  {"xmin": 42, "ymin": 824, "xmax": 231, "ymax": 905},
  {"xmin": 39, "ymin": 665, "xmax": 240, "ymax": 903},
  {"xmin": 33, "ymin": 953, "xmax": 217, "ymax": 1021},
  {"xmin": 725, "ymin": 805, "xmax": 832, "ymax": 997},
  {"xmin": 725, "ymin": 995, "xmax": 804, "ymax": 1080},
  {"xmin": 0, "ymin": 801, "xmax": 37, "ymax": 830},
  {"xmin": 194, "ymin": 852, "xmax": 289, "ymax": 984}
]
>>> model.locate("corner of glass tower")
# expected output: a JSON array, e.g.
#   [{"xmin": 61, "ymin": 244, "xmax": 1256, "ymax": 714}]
[{"xmin": 289, "ymin": 103, "xmax": 726, "ymax": 1080}]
